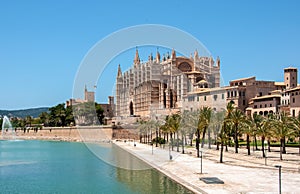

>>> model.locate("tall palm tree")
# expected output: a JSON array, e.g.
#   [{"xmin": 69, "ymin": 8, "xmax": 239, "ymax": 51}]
[
  {"xmin": 198, "ymin": 107, "xmax": 212, "ymax": 148},
  {"xmin": 219, "ymin": 102, "xmax": 234, "ymax": 162},
  {"xmin": 273, "ymin": 112, "xmax": 294, "ymax": 160},
  {"xmin": 240, "ymin": 117, "xmax": 254, "ymax": 155},
  {"xmin": 228, "ymin": 109, "xmax": 245, "ymax": 153},
  {"xmin": 166, "ymin": 113, "xmax": 181, "ymax": 151},
  {"xmin": 257, "ymin": 115, "xmax": 273, "ymax": 157},
  {"xmin": 292, "ymin": 114, "xmax": 300, "ymax": 155},
  {"xmin": 252, "ymin": 114, "xmax": 262, "ymax": 151}
]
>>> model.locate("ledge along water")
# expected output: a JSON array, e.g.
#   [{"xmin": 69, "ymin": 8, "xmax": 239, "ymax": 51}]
[{"xmin": 0, "ymin": 140, "xmax": 193, "ymax": 194}]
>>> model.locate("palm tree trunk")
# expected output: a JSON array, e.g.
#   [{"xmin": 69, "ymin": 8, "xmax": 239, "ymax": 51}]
[
  {"xmin": 220, "ymin": 141, "xmax": 224, "ymax": 163},
  {"xmin": 268, "ymin": 140, "xmax": 271, "ymax": 152},
  {"xmin": 171, "ymin": 133, "xmax": 174, "ymax": 151},
  {"xmin": 156, "ymin": 128, "xmax": 158, "ymax": 147},
  {"xmin": 262, "ymin": 136, "xmax": 265, "ymax": 158},
  {"xmin": 182, "ymin": 133, "xmax": 185, "ymax": 154},
  {"xmin": 283, "ymin": 136, "xmax": 286, "ymax": 154},
  {"xmin": 280, "ymin": 138, "xmax": 283, "ymax": 160},
  {"xmin": 299, "ymin": 136, "xmax": 300, "ymax": 155},
  {"xmin": 176, "ymin": 132, "xmax": 179, "ymax": 152},
  {"xmin": 234, "ymin": 124, "xmax": 239, "ymax": 153},
  {"xmin": 208, "ymin": 127, "xmax": 211, "ymax": 149},
  {"xmin": 216, "ymin": 142, "xmax": 219, "ymax": 150},
  {"xmin": 247, "ymin": 134, "xmax": 250, "ymax": 155},
  {"xmin": 254, "ymin": 136, "xmax": 258, "ymax": 150},
  {"xmin": 196, "ymin": 129, "xmax": 200, "ymax": 158},
  {"xmin": 166, "ymin": 133, "xmax": 169, "ymax": 143},
  {"xmin": 201, "ymin": 127, "xmax": 206, "ymax": 148},
  {"xmin": 190, "ymin": 133, "xmax": 193, "ymax": 146}
]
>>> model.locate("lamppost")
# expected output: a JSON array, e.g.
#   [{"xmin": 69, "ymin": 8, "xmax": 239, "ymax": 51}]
[
  {"xmin": 169, "ymin": 141, "xmax": 172, "ymax": 160},
  {"xmin": 200, "ymin": 150, "xmax": 203, "ymax": 174},
  {"xmin": 264, "ymin": 140, "xmax": 268, "ymax": 166},
  {"xmin": 275, "ymin": 165, "xmax": 282, "ymax": 194}
]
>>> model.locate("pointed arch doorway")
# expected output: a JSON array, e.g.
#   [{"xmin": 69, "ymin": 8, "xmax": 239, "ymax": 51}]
[{"xmin": 129, "ymin": 101, "xmax": 134, "ymax": 116}]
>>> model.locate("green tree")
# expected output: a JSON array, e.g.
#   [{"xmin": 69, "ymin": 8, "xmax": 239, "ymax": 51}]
[
  {"xmin": 39, "ymin": 112, "xmax": 50, "ymax": 126},
  {"xmin": 228, "ymin": 109, "xmax": 245, "ymax": 153},
  {"xmin": 273, "ymin": 112, "xmax": 294, "ymax": 160},
  {"xmin": 95, "ymin": 103, "xmax": 104, "ymax": 125},
  {"xmin": 292, "ymin": 114, "xmax": 300, "ymax": 155},
  {"xmin": 166, "ymin": 113, "xmax": 181, "ymax": 151},
  {"xmin": 199, "ymin": 107, "xmax": 212, "ymax": 149}
]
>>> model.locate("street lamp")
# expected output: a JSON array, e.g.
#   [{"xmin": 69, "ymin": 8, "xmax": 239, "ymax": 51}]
[
  {"xmin": 264, "ymin": 140, "xmax": 268, "ymax": 166},
  {"xmin": 169, "ymin": 142, "xmax": 172, "ymax": 160},
  {"xmin": 275, "ymin": 165, "xmax": 282, "ymax": 194},
  {"xmin": 200, "ymin": 150, "xmax": 203, "ymax": 174}
]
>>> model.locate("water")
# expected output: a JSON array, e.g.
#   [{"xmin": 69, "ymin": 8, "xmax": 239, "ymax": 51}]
[
  {"xmin": 1, "ymin": 116, "xmax": 16, "ymax": 140},
  {"xmin": 0, "ymin": 140, "xmax": 193, "ymax": 194}
]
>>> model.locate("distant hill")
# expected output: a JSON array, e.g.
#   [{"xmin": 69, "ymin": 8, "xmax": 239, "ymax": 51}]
[{"xmin": 0, "ymin": 107, "xmax": 49, "ymax": 118}]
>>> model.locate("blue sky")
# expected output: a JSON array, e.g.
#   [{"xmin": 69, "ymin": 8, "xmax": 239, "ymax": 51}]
[{"xmin": 0, "ymin": 0, "xmax": 300, "ymax": 110}]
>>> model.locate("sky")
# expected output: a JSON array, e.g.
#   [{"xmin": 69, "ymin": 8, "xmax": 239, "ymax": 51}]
[{"xmin": 0, "ymin": 0, "xmax": 300, "ymax": 110}]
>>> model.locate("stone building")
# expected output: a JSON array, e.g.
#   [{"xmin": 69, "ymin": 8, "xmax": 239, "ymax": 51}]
[
  {"xmin": 184, "ymin": 67, "xmax": 300, "ymax": 118},
  {"xmin": 66, "ymin": 86, "xmax": 95, "ymax": 107},
  {"xmin": 246, "ymin": 67, "xmax": 300, "ymax": 117},
  {"xmin": 115, "ymin": 49, "xmax": 221, "ymax": 117}
]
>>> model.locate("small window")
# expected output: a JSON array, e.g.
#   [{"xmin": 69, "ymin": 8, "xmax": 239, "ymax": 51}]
[
  {"xmin": 204, "ymin": 96, "xmax": 206, "ymax": 101},
  {"xmin": 270, "ymin": 104, "xmax": 272, "ymax": 107},
  {"xmin": 259, "ymin": 92, "xmax": 262, "ymax": 96},
  {"xmin": 243, "ymin": 100, "xmax": 246, "ymax": 105},
  {"xmin": 265, "ymin": 104, "xmax": 267, "ymax": 108},
  {"xmin": 293, "ymin": 109, "xmax": 295, "ymax": 117},
  {"xmin": 293, "ymin": 98, "xmax": 295, "ymax": 103},
  {"xmin": 227, "ymin": 91, "xmax": 230, "ymax": 97},
  {"xmin": 254, "ymin": 105, "xmax": 257, "ymax": 108},
  {"xmin": 222, "ymin": 93, "xmax": 224, "ymax": 99},
  {"xmin": 260, "ymin": 104, "xmax": 262, "ymax": 108},
  {"xmin": 214, "ymin": 95, "xmax": 218, "ymax": 101}
]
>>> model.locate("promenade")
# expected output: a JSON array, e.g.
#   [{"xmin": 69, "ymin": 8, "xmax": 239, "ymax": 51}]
[{"xmin": 114, "ymin": 141, "xmax": 300, "ymax": 194}]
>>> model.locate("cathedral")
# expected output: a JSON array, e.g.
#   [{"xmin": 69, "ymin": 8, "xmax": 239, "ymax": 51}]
[{"xmin": 115, "ymin": 49, "xmax": 220, "ymax": 117}]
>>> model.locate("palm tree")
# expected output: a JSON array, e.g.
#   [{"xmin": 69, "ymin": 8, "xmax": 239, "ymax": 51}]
[
  {"xmin": 166, "ymin": 113, "xmax": 181, "ymax": 151},
  {"xmin": 253, "ymin": 114, "xmax": 262, "ymax": 151},
  {"xmin": 217, "ymin": 110, "xmax": 227, "ymax": 163},
  {"xmin": 292, "ymin": 114, "xmax": 300, "ymax": 155},
  {"xmin": 240, "ymin": 117, "xmax": 254, "ymax": 155},
  {"xmin": 199, "ymin": 107, "xmax": 212, "ymax": 148},
  {"xmin": 228, "ymin": 109, "xmax": 245, "ymax": 153},
  {"xmin": 257, "ymin": 115, "xmax": 273, "ymax": 157},
  {"xmin": 273, "ymin": 112, "xmax": 294, "ymax": 160}
]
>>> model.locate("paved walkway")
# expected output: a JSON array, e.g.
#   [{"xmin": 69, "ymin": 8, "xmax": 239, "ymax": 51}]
[{"xmin": 114, "ymin": 141, "xmax": 300, "ymax": 194}]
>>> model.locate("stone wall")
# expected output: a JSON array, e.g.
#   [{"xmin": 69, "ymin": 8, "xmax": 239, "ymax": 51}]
[{"xmin": 3, "ymin": 126, "xmax": 113, "ymax": 142}]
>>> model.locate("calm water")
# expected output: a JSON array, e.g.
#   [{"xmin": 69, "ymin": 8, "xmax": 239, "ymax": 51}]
[{"xmin": 0, "ymin": 140, "xmax": 193, "ymax": 194}]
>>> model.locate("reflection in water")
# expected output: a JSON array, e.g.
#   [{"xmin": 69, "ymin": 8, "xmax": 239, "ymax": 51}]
[{"xmin": 116, "ymin": 168, "xmax": 193, "ymax": 194}]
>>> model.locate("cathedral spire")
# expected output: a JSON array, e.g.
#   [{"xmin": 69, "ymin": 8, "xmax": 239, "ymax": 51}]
[
  {"xmin": 194, "ymin": 49, "xmax": 199, "ymax": 60},
  {"xmin": 216, "ymin": 56, "xmax": 220, "ymax": 67},
  {"xmin": 156, "ymin": 49, "xmax": 160, "ymax": 63},
  {"xmin": 117, "ymin": 64, "xmax": 122, "ymax": 78},
  {"xmin": 133, "ymin": 48, "xmax": 140, "ymax": 65},
  {"xmin": 171, "ymin": 48, "xmax": 176, "ymax": 59}
]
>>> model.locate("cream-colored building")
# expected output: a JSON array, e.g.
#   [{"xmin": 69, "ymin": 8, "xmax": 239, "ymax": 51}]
[{"xmin": 115, "ymin": 49, "xmax": 221, "ymax": 117}]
